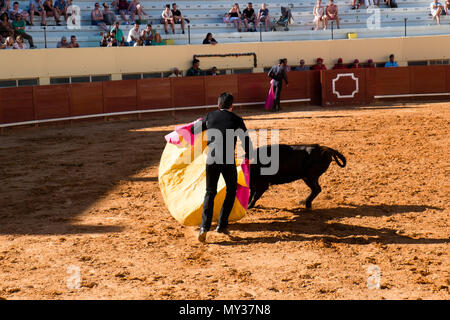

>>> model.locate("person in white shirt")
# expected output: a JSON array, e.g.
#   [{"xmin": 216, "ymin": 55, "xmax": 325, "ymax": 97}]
[
  {"xmin": 13, "ymin": 34, "xmax": 27, "ymax": 49},
  {"xmin": 161, "ymin": 4, "xmax": 174, "ymax": 34},
  {"xmin": 168, "ymin": 67, "xmax": 182, "ymax": 77},
  {"xmin": 313, "ymin": 0, "xmax": 325, "ymax": 31},
  {"xmin": 127, "ymin": 21, "xmax": 140, "ymax": 46},
  {"xmin": 430, "ymin": 0, "xmax": 443, "ymax": 25}
]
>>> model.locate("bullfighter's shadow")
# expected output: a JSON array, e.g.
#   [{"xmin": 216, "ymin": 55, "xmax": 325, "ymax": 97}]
[{"xmin": 213, "ymin": 203, "xmax": 448, "ymax": 246}]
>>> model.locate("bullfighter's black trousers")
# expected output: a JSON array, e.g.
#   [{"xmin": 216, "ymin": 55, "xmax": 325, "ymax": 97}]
[
  {"xmin": 273, "ymin": 82, "xmax": 282, "ymax": 111},
  {"xmin": 201, "ymin": 163, "xmax": 237, "ymax": 231}
]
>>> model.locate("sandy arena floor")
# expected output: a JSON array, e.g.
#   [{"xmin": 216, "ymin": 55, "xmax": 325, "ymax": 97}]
[{"xmin": 0, "ymin": 102, "xmax": 448, "ymax": 300}]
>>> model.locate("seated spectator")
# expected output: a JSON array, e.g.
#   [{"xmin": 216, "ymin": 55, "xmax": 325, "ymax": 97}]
[
  {"xmin": 186, "ymin": 59, "xmax": 203, "ymax": 76},
  {"xmin": 99, "ymin": 31, "xmax": 108, "ymax": 46},
  {"xmin": 313, "ymin": 0, "xmax": 325, "ymax": 31},
  {"xmin": 350, "ymin": 59, "xmax": 362, "ymax": 68},
  {"xmin": 366, "ymin": 59, "xmax": 375, "ymax": 68},
  {"xmin": 12, "ymin": 13, "xmax": 35, "ymax": 48},
  {"xmin": 202, "ymin": 32, "xmax": 217, "ymax": 44},
  {"xmin": 161, "ymin": 4, "xmax": 175, "ymax": 34},
  {"xmin": 127, "ymin": 21, "xmax": 139, "ymax": 46},
  {"xmin": 128, "ymin": 0, "xmax": 146, "ymax": 24},
  {"xmin": 13, "ymin": 34, "xmax": 27, "ymax": 48},
  {"xmin": 107, "ymin": 30, "xmax": 118, "ymax": 46},
  {"xmin": 0, "ymin": 0, "xmax": 9, "ymax": 15},
  {"xmin": 385, "ymin": 0, "xmax": 397, "ymax": 8},
  {"xmin": 111, "ymin": 20, "xmax": 125, "ymax": 46},
  {"xmin": 168, "ymin": 67, "xmax": 182, "ymax": 77},
  {"xmin": 333, "ymin": 57, "xmax": 346, "ymax": 69},
  {"xmin": 228, "ymin": 3, "xmax": 241, "ymax": 32},
  {"xmin": 102, "ymin": 2, "xmax": 116, "ymax": 26},
  {"xmin": 295, "ymin": 59, "xmax": 309, "ymax": 71},
  {"xmin": 324, "ymin": 0, "xmax": 340, "ymax": 29},
  {"xmin": 0, "ymin": 12, "xmax": 13, "ymax": 38},
  {"xmin": 351, "ymin": 0, "xmax": 363, "ymax": 9},
  {"xmin": 257, "ymin": 3, "xmax": 270, "ymax": 32},
  {"xmin": 43, "ymin": 0, "xmax": 61, "ymax": 25},
  {"xmin": 171, "ymin": 3, "xmax": 186, "ymax": 34},
  {"xmin": 92, "ymin": 2, "xmax": 108, "ymax": 31},
  {"xmin": 53, "ymin": 0, "xmax": 67, "ymax": 22},
  {"xmin": 68, "ymin": 34, "xmax": 79, "ymax": 47},
  {"xmin": 9, "ymin": 2, "xmax": 31, "ymax": 25},
  {"xmin": 152, "ymin": 30, "xmax": 164, "ymax": 45},
  {"xmin": 141, "ymin": 23, "xmax": 155, "ymax": 45},
  {"xmin": 56, "ymin": 35, "xmax": 69, "ymax": 47},
  {"xmin": 242, "ymin": 2, "xmax": 257, "ymax": 32},
  {"xmin": 29, "ymin": 0, "xmax": 47, "ymax": 26},
  {"xmin": 445, "ymin": 0, "xmax": 450, "ymax": 14},
  {"xmin": 111, "ymin": 0, "xmax": 128, "ymax": 24},
  {"xmin": 430, "ymin": 0, "xmax": 443, "ymax": 25},
  {"xmin": 312, "ymin": 57, "xmax": 327, "ymax": 70},
  {"xmin": 3, "ymin": 36, "xmax": 15, "ymax": 49},
  {"xmin": 384, "ymin": 54, "xmax": 398, "ymax": 67},
  {"xmin": 208, "ymin": 66, "xmax": 219, "ymax": 76}
]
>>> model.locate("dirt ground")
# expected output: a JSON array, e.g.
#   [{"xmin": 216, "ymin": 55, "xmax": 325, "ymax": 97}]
[{"xmin": 0, "ymin": 102, "xmax": 448, "ymax": 300}]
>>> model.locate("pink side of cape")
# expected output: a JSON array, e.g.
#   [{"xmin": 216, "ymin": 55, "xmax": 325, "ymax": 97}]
[{"xmin": 264, "ymin": 80, "xmax": 275, "ymax": 110}]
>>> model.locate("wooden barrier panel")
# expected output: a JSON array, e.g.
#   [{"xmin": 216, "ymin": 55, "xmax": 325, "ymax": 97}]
[
  {"xmin": 137, "ymin": 78, "xmax": 172, "ymax": 110},
  {"xmin": 204, "ymin": 74, "xmax": 239, "ymax": 106},
  {"xmin": 374, "ymin": 67, "xmax": 410, "ymax": 96},
  {"xmin": 102, "ymin": 79, "xmax": 137, "ymax": 113},
  {"xmin": 69, "ymin": 82, "xmax": 104, "ymax": 116},
  {"xmin": 0, "ymin": 86, "xmax": 35, "ymax": 124},
  {"xmin": 34, "ymin": 84, "xmax": 70, "ymax": 120},
  {"xmin": 321, "ymin": 69, "xmax": 368, "ymax": 106},
  {"xmin": 281, "ymin": 71, "xmax": 309, "ymax": 100},
  {"xmin": 446, "ymin": 66, "xmax": 450, "ymax": 93},
  {"xmin": 409, "ymin": 65, "xmax": 447, "ymax": 94},
  {"xmin": 308, "ymin": 70, "xmax": 322, "ymax": 105},
  {"xmin": 237, "ymin": 73, "xmax": 270, "ymax": 104},
  {"xmin": 172, "ymin": 76, "xmax": 205, "ymax": 107}
]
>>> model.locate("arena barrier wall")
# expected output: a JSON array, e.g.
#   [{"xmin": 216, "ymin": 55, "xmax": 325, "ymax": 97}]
[{"xmin": 1, "ymin": 66, "xmax": 449, "ymax": 128}]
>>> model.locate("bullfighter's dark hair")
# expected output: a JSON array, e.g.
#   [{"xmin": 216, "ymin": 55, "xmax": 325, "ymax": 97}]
[{"xmin": 218, "ymin": 92, "xmax": 234, "ymax": 110}]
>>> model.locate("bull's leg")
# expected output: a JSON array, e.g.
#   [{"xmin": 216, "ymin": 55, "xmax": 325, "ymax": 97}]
[
  {"xmin": 301, "ymin": 177, "xmax": 322, "ymax": 209},
  {"xmin": 248, "ymin": 183, "xmax": 269, "ymax": 209}
]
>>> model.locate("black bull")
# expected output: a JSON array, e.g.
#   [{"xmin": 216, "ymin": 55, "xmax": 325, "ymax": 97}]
[{"xmin": 248, "ymin": 144, "xmax": 346, "ymax": 209}]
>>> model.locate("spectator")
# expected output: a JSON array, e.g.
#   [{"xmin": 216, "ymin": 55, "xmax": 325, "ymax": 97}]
[
  {"xmin": 208, "ymin": 66, "xmax": 219, "ymax": 76},
  {"xmin": 9, "ymin": 2, "xmax": 31, "ymax": 25},
  {"xmin": 151, "ymin": 30, "xmax": 164, "ymax": 45},
  {"xmin": 12, "ymin": 13, "xmax": 35, "ymax": 48},
  {"xmin": 0, "ymin": 12, "xmax": 13, "ymax": 38},
  {"xmin": 351, "ymin": 0, "xmax": 363, "ymax": 10},
  {"xmin": 384, "ymin": 54, "xmax": 398, "ymax": 67},
  {"xmin": 13, "ymin": 34, "xmax": 27, "ymax": 48},
  {"xmin": 257, "ymin": 3, "xmax": 270, "ymax": 32},
  {"xmin": 43, "ymin": 0, "xmax": 61, "ymax": 25},
  {"xmin": 324, "ymin": 0, "xmax": 340, "ymax": 29},
  {"xmin": 3, "ymin": 35, "xmax": 14, "ymax": 48},
  {"xmin": 202, "ymin": 32, "xmax": 217, "ymax": 44},
  {"xmin": 333, "ymin": 57, "xmax": 346, "ymax": 69},
  {"xmin": 168, "ymin": 67, "xmax": 182, "ymax": 77},
  {"xmin": 295, "ymin": 59, "xmax": 309, "ymax": 71},
  {"xmin": 29, "ymin": 0, "xmax": 47, "ymax": 26},
  {"xmin": 171, "ymin": 3, "xmax": 186, "ymax": 34},
  {"xmin": 53, "ymin": 0, "xmax": 67, "ymax": 22},
  {"xmin": 56, "ymin": 35, "xmax": 69, "ymax": 47},
  {"xmin": 386, "ymin": 0, "xmax": 397, "ymax": 8},
  {"xmin": 430, "ymin": 0, "xmax": 443, "ymax": 25},
  {"xmin": 126, "ymin": 21, "xmax": 139, "ymax": 46},
  {"xmin": 313, "ymin": 0, "xmax": 325, "ymax": 31},
  {"xmin": 312, "ymin": 57, "xmax": 327, "ymax": 70},
  {"xmin": 107, "ymin": 30, "xmax": 117, "ymax": 46},
  {"xmin": 186, "ymin": 58, "xmax": 203, "ymax": 76},
  {"xmin": 161, "ymin": 4, "xmax": 175, "ymax": 34},
  {"xmin": 91, "ymin": 2, "xmax": 108, "ymax": 31},
  {"xmin": 99, "ymin": 31, "xmax": 108, "ymax": 46},
  {"xmin": 141, "ymin": 23, "xmax": 154, "ymax": 45},
  {"xmin": 111, "ymin": 0, "xmax": 128, "ymax": 24},
  {"xmin": 242, "ymin": 2, "xmax": 257, "ymax": 32},
  {"xmin": 445, "ymin": 0, "xmax": 450, "ymax": 14},
  {"xmin": 350, "ymin": 59, "xmax": 362, "ymax": 68},
  {"xmin": 128, "ymin": 0, "xmax": 146, "ymax": 23},
  {"xmin": 68, "ymin": 34, "xmax": 79, "ymax": 47},
  {"xmin": 366, "ymin": 59, "xmax": 375, "ymax": 68},
  {"xmin": 111, "ymin": 20, "xmax": 125, "ymax": 45},
  {"xmin": 102, "ymin": 2, "xmax": 116, "ymax": 26},
  {"xmin": 0, "ymin": 0, "xmax": 10, "ymax": 15},
  {"xmin": 228, "ymin": 3, "xmax": 241, "ymax": 32}
]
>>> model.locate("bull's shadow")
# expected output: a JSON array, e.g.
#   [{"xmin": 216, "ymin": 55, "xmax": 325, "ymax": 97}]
[{"xmin": 214, "ymin": 203, "xmax": 447, "ymax": 246}]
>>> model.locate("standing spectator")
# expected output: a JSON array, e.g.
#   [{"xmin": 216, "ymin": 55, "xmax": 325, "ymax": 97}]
[
  {"xmin": 312, "ymin": 57, "xmax": 327, "ymax": 70},
  {"xmin": 13, "ymin": 34, "xmax": 27, "ymax": 48},
  {"xmin": 168, "ymin": 67, "xmax": 182, "ymax": 77},
  {"xmin": 53, "ymin": 0, "xmax": 67, "ymax": 22},
  {"xmin": 242, "ymin": 2, "xmax": 257, "ymax": 32},
  {"xmin": 186, "ymin": 58, "xmax": 203, "ymax": 76},
  {"xmin": 68, "ymin": 34, "xmax": 79, "ymax": 47},
  {"xmin": 324, "ymin": 0, "xmax": 340, "ymax": 29},
  {"xmin": 350, "ymin": 59, "xmax": 362, "ymax": 68},
  {"xmin": 12, "ymin": 13, "xmax": 35, "ymax": 48},
  {"xmin": 126, "ymin": 21, "xmax": 140, "ymax": 46},
  {"xmin": 257, "ymin": 3, "xmax": 270, "ymax": 31},
  {"xmin": 29, "ymin": 0, "xmax": 47, "ymax": 26},
  {"xmin": 56, "ymin": 35, "xmax": 69, "ymax": 47},
  {"xmin": 102, "ymin": 2, "xmax": 116, "ymax": 26},
  {"xmin": 366, "ymin": 59, "xmax": 375, "ymax": 68},
  {"xmin": 91, "ymin": 2, "xmax": 108, "ymax": 31},
  {"xmin": 161, "ymin": 4, "xmax": 174, "ymax": 34},
  {"xmin": 268, "ymin": 58, "xmax": 288, "ymax": 112},
  {"xmin": 9, "ymin": 2, "xmax": 31, "ymax": 25},
  {"xmin": 111, "ymin": 20, "xmax": 125, "ymax": 45},
  {"xmin": 171, "ymin": 3, "xmax": 185, "ymax": 34},
  {"xmin": 228, "ymin": 3, "xmax": 241, "ymax": 32},
  {"xmin": 333, "ymin": 57, "xmax": 346, "ymax": 69},
  {"xmin": 202, "ymin": 32, "xmax": 217, "ymax": 44},
  {"xmin": 313, "ymin": 0, "xmax": 325, "ymax": 31},
  {"xmin": 0, "ymin": 12, "xmax": 13, "ymax": 38},
  {"xmin": 384, "ymin": 54, "xmax": 398, "ymax": 67},
  {"xmin": 295, "ymin": 59, "xmax": 309, "ymax": 71},
  {"xmin": 43, "ymin": 0, "xmax": 61, "ymax": 25},
  {"xmin": 430, "ymin": 0, "xmax": 443, "ymax": 25}
]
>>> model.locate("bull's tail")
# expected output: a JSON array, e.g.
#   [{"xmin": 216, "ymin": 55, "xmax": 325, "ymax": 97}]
[{"xmin": 323, "ymin": 147, "xmax": 346, "ymax": 168}]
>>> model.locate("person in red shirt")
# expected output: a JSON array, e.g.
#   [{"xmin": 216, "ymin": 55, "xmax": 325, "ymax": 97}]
[
  {"xmin": 365, "ymin": 59, "xmax": 375, "ymax": 68},
  {"xmin": 333, "ymin": 57, "xmax": 346, "ymax": 69},
  {"xmin": 312, "ymin": 57, "xmax": 327, "ymax": 70},
  {"xmin": 350, "ymin": 59, "xmax": 362, "ymax": 68}
]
